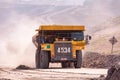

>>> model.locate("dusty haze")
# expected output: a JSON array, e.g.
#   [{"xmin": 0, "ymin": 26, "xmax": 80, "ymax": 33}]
[{"xmin": 0, "ymin": 13, "xmax": 40, "ymax": 67}]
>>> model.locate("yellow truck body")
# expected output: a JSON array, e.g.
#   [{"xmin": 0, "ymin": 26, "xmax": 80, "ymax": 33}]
[{"xmin": 35, "ymin": 25, "xmax": 85, "ymax": 68}]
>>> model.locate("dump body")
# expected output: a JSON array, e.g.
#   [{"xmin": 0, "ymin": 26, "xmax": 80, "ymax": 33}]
[
  {"xmin": 35, "ymin": 25, "xmax": 85, "ymax": 68},
  {"xmin": 36, "ymin": 25, "xmax": 85, "ymax": 31}
]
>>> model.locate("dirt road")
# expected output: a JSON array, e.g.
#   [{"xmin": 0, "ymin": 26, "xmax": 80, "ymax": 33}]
[{"xmin": 0, "ymin": 67, "xmax": 107, "ymax": 80}]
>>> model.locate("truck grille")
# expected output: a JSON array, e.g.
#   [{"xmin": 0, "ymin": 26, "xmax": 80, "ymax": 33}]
[{"xmin": 54, "ymin": 42, "xmax": 72, "ymax": 61}]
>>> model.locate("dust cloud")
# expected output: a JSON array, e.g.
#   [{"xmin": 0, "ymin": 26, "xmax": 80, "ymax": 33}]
[{"xmin": 0, "ymin": 13, "xmax": 40, "ymax": 68}]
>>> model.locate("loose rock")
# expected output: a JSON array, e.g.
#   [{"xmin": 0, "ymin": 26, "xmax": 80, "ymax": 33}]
[
  {"xmin": 16, "ymin": 65, "xmax": 31, "ymax": 70},
  {"xmin": 83, "ymin": 52, "xmax": 120, "ymax": 68}
]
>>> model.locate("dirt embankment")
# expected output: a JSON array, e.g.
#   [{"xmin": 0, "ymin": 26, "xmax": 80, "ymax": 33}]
[{"xmin": 82, "ymin": 52, "xmax": 120, "ymax": 68}]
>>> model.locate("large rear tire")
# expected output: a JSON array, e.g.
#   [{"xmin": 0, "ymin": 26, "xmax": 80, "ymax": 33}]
[
  {"xmin": 61, "ymin": 62, "xmax": 74, "ymax": 68},
  {"xmin": 69, "ymin": 62, "xmax": 74, "ymax": 68},
  {"xmin": 61, "ymin": 62, "xmax": 68, "ymax": 68},
  {"xmin": 40, "ymin": 51, "xmax": 49, "ymax": 69},
  {"xmin": 35, "ymin": 49, "xmax": 40, "ymax": 68},
  {"xmin": 74, "ymin": 50, "xmax": 82, "ymax": 68}
]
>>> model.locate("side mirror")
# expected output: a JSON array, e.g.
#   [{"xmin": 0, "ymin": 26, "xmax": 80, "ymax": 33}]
[
  {"xmin": 88, "ymin": 35, "xmax": 92, "ymax": 40},
  {"xmin": 85, "ymin": 35, "xmax": 92, "ymax": 45}
]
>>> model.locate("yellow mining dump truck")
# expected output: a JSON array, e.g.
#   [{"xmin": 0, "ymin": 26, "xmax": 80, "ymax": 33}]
[{"xmin": 35, "ymin": 25, "xmax": 85, "ymax": 69}]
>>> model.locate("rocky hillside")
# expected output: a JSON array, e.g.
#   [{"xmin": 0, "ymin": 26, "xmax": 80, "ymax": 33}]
[{"xmin": 85, "ymin": 16, "xmax": 120, "ymax": 54}]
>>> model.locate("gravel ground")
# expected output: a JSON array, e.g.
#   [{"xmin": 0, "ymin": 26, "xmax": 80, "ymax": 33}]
[{"xmin": 0, "ymin": 68, "xmax": 107, "ymax": 80}]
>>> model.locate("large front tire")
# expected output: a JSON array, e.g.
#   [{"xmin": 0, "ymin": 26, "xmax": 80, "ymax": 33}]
[
  {"xmin": 35, "ymin": 49, "xmax": 40, "ymax": 68},
  {"xmin": 74, "ymin": 50, "xmax": 82, "ymax": 68},
  {"xmin": 40, "ymin": 51, "xmax": 49, "ymax": 69}
]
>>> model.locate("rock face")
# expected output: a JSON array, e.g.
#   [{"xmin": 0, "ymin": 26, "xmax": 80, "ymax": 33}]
[
  {"xmin": 105, "ymin": 66, "xmax": 120, "ymax": 80},
  {"xmin": 89, "ymin": 66, "xmax": 120, "ymax": 80}
]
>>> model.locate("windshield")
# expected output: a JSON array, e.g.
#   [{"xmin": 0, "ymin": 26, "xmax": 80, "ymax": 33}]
[
  {"xmin": 71, "ymin": 32, "xmax": 84, "ymax": 41},
  {"xmin": 39, "ymin": 31, "xmax": 84, "ymax": 43}
]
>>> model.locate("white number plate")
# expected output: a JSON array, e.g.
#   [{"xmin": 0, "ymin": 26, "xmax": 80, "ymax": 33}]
[{"xmin": 57, "ymin": 47, "xmax": 71, "ymax": 53}]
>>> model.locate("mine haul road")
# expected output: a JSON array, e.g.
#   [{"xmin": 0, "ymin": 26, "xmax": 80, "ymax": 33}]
[{"xmin": 0, "ymin": 67, "xmax": 108, "ymax": 80}]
